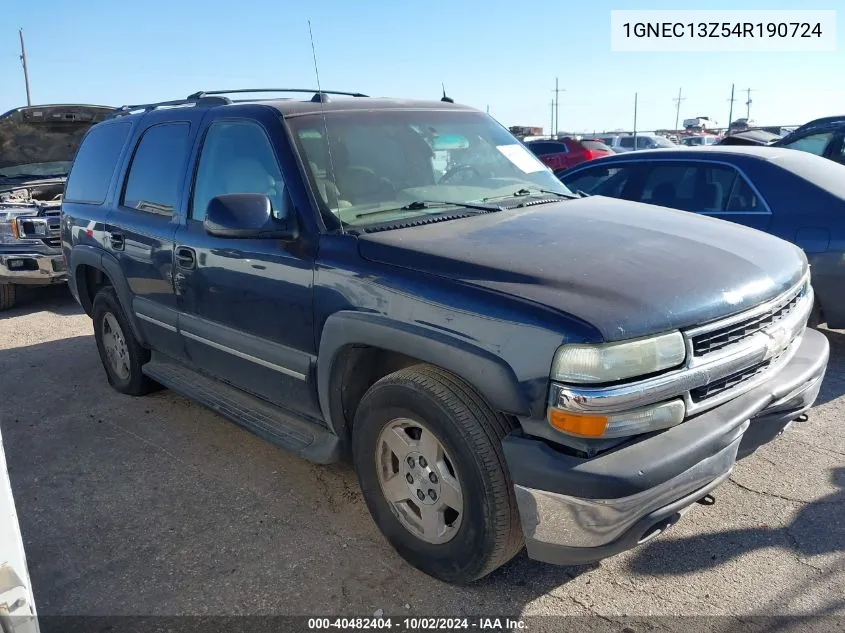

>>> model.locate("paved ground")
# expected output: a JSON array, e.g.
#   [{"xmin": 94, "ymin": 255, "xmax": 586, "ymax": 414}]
[{"xmin": 1, "ymin": 286, "xmax": 843, "ymax": 618}]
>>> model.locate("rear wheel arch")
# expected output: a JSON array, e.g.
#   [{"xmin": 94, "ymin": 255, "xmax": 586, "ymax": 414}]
[{"xmin": 70, "ymin": 246, "xmax": 147, "ymax": 345}]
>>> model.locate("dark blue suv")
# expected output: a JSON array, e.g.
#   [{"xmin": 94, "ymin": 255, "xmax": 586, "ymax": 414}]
[{"xmin": 61, "ymin": 89, "xmax": 828, "ymax": 584}]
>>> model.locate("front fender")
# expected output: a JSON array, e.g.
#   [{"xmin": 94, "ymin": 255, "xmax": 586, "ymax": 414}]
[{"xmin": 317, "ymin": 310, "xmax": 530, "ymax": 437}]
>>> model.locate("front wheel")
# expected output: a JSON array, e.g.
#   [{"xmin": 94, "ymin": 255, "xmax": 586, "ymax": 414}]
[
  {"xmin": 92, "ymin": 286, "xmax": 156, "ymax": 396},
  {"xmin": 352, "ymin": 364, "xmax": 523, "ymax": 584}
]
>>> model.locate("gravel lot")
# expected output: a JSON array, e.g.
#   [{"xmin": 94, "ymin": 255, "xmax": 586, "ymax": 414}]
[{"xmin": 1, "ymin": 286, "xmax": 843, "ymax": 619}]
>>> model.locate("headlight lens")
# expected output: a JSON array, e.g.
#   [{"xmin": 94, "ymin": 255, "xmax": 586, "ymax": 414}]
[
  {"xmin": 0, "ymin": 212, "xmax": 44, "ymax": 244},
  {"xmin": 551, "ymin": 331, "xmax": 686, "ymax": 384}
]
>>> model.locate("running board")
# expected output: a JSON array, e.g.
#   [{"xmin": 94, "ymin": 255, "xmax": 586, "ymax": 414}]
[{"xmin": 142, "ymin": 355, "xmax": 341, "ymax": 464}]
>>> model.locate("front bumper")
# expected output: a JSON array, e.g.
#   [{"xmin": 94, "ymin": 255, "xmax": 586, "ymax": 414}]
[
  {"xmin": 0, "ymin": 252, "xmax": 67, "ymax": 285},
  {"xmin": 503, "ymin": 327, "xmax": 829, "ymax": 566}
]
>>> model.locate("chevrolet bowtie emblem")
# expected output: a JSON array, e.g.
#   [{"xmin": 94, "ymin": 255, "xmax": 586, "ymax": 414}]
[{"xmin": 762, "ymin": 326, "xmax": 789, "ymax": 360}]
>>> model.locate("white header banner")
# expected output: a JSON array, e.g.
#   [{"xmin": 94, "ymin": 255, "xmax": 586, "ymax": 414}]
[{"xmin": 610, "ymin": 10, "xmax": 837, "ymax": 52}]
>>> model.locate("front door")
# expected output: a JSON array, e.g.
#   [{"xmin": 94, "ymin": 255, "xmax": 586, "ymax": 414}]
[{"xmin": 173, "ymin": 117, "xmax": 319, "ymax": 419}]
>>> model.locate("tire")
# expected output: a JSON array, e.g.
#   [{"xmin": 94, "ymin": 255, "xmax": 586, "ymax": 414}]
[
  {"xmin": 0, "ymin": 284, "xmax": 17, "ymax": 311},
  {"xmin": 92, "ymin": 286, "xmax": 156, "ymax": 396},
  {"xmin": 352, "ymin": 364, "xmax": 523, "ymax": 584}
]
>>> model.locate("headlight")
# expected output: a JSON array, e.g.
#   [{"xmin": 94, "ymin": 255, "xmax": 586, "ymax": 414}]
[
  {"xmin": 551, "ymin": 331, "xmax": 686, "ymax": 384},
  {"xmin": 0, "ymin": 212, "xmax": 44, "ymax": 245}
]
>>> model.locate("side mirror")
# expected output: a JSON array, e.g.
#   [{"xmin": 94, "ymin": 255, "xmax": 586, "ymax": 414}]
[{"xmin": 203, "ymin": 193, "xmax": 297, "ymax": 239}]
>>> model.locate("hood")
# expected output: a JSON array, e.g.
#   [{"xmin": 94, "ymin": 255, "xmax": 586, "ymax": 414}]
[
  {"xmin": 358, "ymin": 197, "xmax": 807, "ymax": 341},
  {"xmin": 0, "ymin": 104, "xmax": 114, "ymax": 182}
]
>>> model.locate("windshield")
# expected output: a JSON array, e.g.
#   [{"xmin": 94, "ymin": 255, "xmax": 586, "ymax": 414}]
[{"xmin": 287, "ymin": 109, "xmax": 573, "ymax": 229}]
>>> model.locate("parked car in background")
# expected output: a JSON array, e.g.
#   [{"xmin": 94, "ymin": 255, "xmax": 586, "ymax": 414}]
[
  {"xmin": 681, "ymin": 135, "xmax": 718, "ymax": 147},
  {"xmin": 683, "ymin": 116, "xmax": 717, "ymax": 131},
  {"xmin": 771, "ymin": 116, "xmax": 845, "ymax": 165},
  {"xmin": 718, "ymin": 129, "xmax": 782, "ymax": 146},
  {"xmin": 0, "ymin": 104, "xmax": 114, "ymax": 310},
  {"xmin": 557, "ymin": 146, "xmax": 845, "ymax": 328},
  {"xmin": 600, "ymin": 134, "xmax": 676, "ymax": 153},
  {"xmin": 62, "ymin": 89, "xmax": 827, "ymax": 584},
  {"xmin": 0, "ymin": 428, "xmax": 39, "ymax": 633},
  {"xmin": 525, "ymin": 137, "xmax": 612, "ymax": 170}
]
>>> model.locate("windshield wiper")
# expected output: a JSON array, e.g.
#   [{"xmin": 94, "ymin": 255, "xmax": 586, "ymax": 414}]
[
  {"xmin": 0, "ymin": 173, "xmax": 67, "ymax": 181},
  {"xmin": 482, "ymin": 188, "xmax": 578, "ymax": 202},
  {"xmin": 354, "ymin": 199, "xmax": 501, "ymax": 219}
]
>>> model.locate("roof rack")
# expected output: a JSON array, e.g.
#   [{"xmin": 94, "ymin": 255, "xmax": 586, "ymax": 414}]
[
  {"xmin": 187, "ymin": 89, "xmax": 369, "ymax": 102},
  {"xmin": 108, "ymin": 95, "xmax": 231, "ymax": 118}
]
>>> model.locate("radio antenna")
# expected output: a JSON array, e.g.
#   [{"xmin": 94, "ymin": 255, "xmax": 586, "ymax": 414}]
[{"xmin": 308, "ymin": 20, "xmax": 343, "ymax": 233}]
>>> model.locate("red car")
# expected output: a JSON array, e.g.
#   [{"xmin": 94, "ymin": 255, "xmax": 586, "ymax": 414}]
[{"xmin": 525, "ymin": 138, "xmax": 613, "ymax": 171}]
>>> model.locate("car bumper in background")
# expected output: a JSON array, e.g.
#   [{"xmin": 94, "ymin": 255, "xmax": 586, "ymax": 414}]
[
  {"xmin": 503, "ymin": 327, "xmax": 829, "ymax": 566},
  {"xmin": 0, "ymin": 252, "xmax": 67, "ymax": 285}
]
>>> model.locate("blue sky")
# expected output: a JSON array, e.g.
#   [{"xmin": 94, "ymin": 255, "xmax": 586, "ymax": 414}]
[{"xmin": 2, "ymin": 0, "xmax": 842, "ymax": 133}]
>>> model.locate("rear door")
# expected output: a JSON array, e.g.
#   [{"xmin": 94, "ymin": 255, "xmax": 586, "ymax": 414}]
[{"xmin": 105, "ymin": 118, "xmax": 197, "ymax": 360}]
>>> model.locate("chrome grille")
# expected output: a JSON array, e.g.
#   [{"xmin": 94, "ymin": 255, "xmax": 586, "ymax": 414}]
[
  {"xmin": 690, "ymin": 358, "xmax": 772, "ymax": 402},
  {"xmin": 41, "ymin": 236, "xmax": 61, "ymax": 248},
  {"xmin": 691, "ymin": 283, "xmax": 807, "ymax": 356}
]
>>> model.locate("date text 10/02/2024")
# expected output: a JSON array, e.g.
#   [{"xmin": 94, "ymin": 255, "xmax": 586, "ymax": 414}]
[
  {"xmin": 622, "ymin": 22, "xmax": 823, "ymax": 38},
  {"xmin": 307, "ymin": 617, "xmax": 527, "ymax": 630}
]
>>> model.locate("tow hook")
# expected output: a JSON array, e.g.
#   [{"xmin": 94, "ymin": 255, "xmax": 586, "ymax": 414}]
[
  {"xmin": 796, "ymin": 413, "xmax": 809, "ymax": 422},
  {"xmin": 696, "ymin": 493, "xmax": 716, "ymax": 506}
]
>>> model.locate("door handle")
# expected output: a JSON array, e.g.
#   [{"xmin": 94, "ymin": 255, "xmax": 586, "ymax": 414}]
[
  {"xmin": 175, "ymin": 246, "xmax": 196, "ymax": 270},
  {"xmin": 109, "ymin": 231, "xmax": 124, "ymax": 251}
]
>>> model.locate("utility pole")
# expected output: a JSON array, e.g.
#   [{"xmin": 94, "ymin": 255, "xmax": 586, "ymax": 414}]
[
  {"xmin": 673, "ymin": 87, "xmax": 685, "ymax": 132},
  {"xmin": 633, "ymin": 92, "xmax": 638, "ymax": 146},
  {"xmin": 19, "ymin": 28, "xmax": 32, "ymax": 106},
  {"xmin": 550, "ymin": 78, "xmax": 564, "ymax": 138},
  {"xmin": 549, "ymin": 99, "xmax": 554, "ymax": 138},
  {"xmin": 727, "ymin": 83, "xmax": 735, "ymax": 135},
  {"xmin": 743, "ymin": 88, "xmax": 754, "ymax": 120}
]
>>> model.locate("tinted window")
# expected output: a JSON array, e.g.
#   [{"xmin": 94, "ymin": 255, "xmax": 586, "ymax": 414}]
[
  {"xmin": 563, "ymin": 165, "xmax": 629, "ymax": 196},
  {"xmin": 122, "ymin": 123, "xmax": 190, "ymax": 215},
  {"xmin": 783, "ymin": 132, "xmax": 834, "ymax": 156},
  {"xmin": 527, "ymin": 142, "xmax": 567, "ymax": 155},
  {"xmin": 192, "ymin": 120, "xmax": 285, "ymax": 222},
  {"xmin": 64, "ymin": 122, "xmax": 131, "ymax": 204},
  {"xmin": 619, "ymin": 137, "xmax": 635, "ymax": 148},
  {"xmin": 640, "ymin": 163, "xmax": 753, "ymax": 212}
]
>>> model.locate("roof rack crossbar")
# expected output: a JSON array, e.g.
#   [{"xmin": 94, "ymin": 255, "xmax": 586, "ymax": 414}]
[
  {"xmin": 187, "ymin": 88, "xmax": 369, "ymax": 99},
  {"xmin": 107, "ymin": 95, "xmax": 231, "ymax": 118}
]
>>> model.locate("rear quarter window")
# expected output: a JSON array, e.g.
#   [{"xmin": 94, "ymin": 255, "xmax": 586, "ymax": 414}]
[
  {"xmin": 64, "ymin": 122, "xmax": 132, "ymax": 204},
  {"xmin": 122, "ymin": 122, "xmax": 191, "ymax": 216}
]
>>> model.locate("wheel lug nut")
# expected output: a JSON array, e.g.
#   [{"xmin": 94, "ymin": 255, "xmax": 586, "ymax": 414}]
[
  {"xmin": 429, "ymin": 490, "xmax": 437, "ymax": 500},
  {"xmin": 417, "ymin": 490, "xmax": 425, "ymax": 501},
  {"xmin": 406, "ymin": 473, "xmax": 414, "ymax": 484},
  {"xmin": 429, "ymin": 472, "xmax": 438, "ymax": 484},
  {"xmin": 419, "ymin": 456, "xmax": 427, "ymax": 468},
  {"xmin": 407, "ymin": 456, "xmax": 415, "ymax": 468}
]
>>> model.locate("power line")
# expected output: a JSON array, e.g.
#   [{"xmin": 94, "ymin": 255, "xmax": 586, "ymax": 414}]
[{"xmin": 672, "ymin": 87, "xmax": 685, "ymax": 131}]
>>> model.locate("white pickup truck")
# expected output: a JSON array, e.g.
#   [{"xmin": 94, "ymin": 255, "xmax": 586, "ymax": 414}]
[{"xmin": 0, "ymin": 428, "xmax": 39, "ymax": 633}]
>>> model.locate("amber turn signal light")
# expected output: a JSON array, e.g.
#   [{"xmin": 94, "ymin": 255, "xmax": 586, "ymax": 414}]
[{"xmin": 548, "ymin": 409, "xmax": 608, "ymax": 437}]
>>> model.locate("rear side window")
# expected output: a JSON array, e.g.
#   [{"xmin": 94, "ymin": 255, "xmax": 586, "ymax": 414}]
[
  {"xmin": 64, "ymin": 122, "xmax": 131, "ymax": 204},
  {"xmin": 528, "ymin": 142, "xmax": 567, "ymax": 155},
  {"xmin": 619, "ymin": 137, "xmax": 635, "ymax": 148},
  {"xmin": 122, "ymin": 123, "xmax": 191, "ymax": 216}
]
